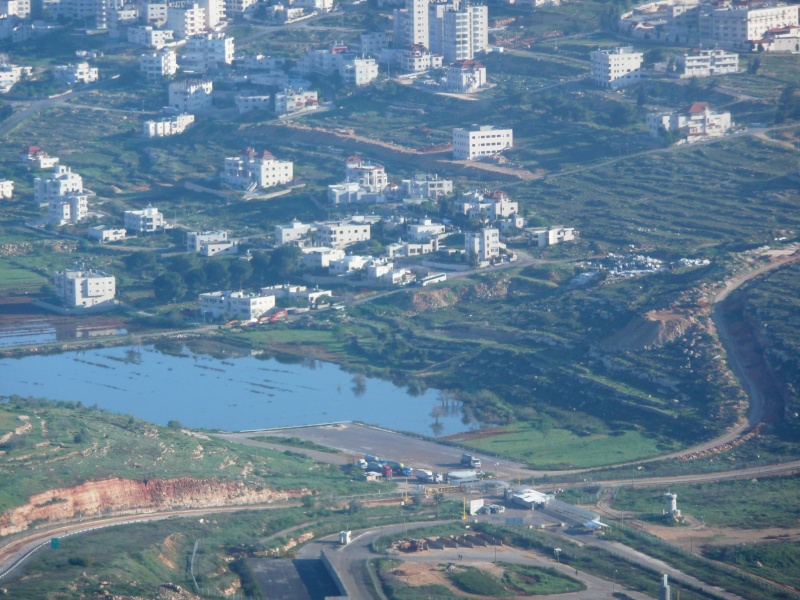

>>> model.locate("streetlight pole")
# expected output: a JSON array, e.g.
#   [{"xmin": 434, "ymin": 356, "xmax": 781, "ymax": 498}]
[{"xmin": 613, "ymin": 569, "xmax": 617, "ymax": 594}]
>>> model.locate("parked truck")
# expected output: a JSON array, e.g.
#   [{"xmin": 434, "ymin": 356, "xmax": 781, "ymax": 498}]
[
  {"xmin": 461, "ymin": 453, "xmax": 481, "ymax": 468},
  {"xmin": 366, "ymin": 462, "xmax": 383, "ymax": 473},
  {"xmin": 386, "ymin": 460, "xmax": 404, "ymax": 472},
  {"xmin": 381, "ymin": 464, "xmax": 393, "ymax": 479},
  {"xmin": 416, "ymin": 469, "xmax": 434, "ymax": 483},
  {"xmin": 365, "ymin": 454, "xmax": 381, "ymax": 464}
]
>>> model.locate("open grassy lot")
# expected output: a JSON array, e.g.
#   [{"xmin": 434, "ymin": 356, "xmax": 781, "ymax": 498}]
[
  {"xmin": 704, "ymin": 542, "xmax": 800, "ymax": 591},
  {"xmin": 610, "ymin": 474, "xmax": 800, "ymax": 529}
]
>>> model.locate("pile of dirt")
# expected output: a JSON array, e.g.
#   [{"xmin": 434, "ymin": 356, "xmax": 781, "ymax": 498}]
[
  {"xmin": 603, "ymin": 310, "xmax": 695, "ymax": 352},
  {"xmin": 409, "ymin": 277, "xmax": 510, "ymax": 313}
]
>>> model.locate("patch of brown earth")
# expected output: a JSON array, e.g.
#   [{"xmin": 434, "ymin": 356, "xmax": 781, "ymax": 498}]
[
  {"xmin": 0, "ymin": 477, "xmax": 307, "ymax": 536},
  {"xmin": 603, "ymin": 310, "xmax": 695, "ymax": 352}
]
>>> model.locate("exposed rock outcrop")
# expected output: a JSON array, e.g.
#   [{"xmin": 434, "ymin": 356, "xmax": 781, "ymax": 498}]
[
  {"xmin": 602, "ymin": 310, "xmax": 695, "ymax": 352},
  {"xmin": 0, "ymin": 477, "xmax": 306, "ymax": 536}
]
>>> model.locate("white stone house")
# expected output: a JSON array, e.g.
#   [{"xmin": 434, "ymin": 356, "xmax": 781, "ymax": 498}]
[
  {"xmin": 182, "ymin": 33, "xmax": 234, "ymax": 71},
  {"xmin": 54, "ymin": 269, "xmax": 116, "ymax": 308},
  {"xmin": 407, "ymin": 218, "xmax": 445, "ymax": 242},
  {"xmin": 345, "ymin": 156, "xmax": 388, "ymax": 193},
  {"xmin": 0, "ymin": 179, "xmax": 12, "ymax": 199},
  {"xmin": 0, "ymin": 63, "xmax": 32, "ymax": 93},
  {"xmin": 590, "ymin": 46, "xmax": 643, "ymax": 89},
  {"xmin": 302, "ymin": 247, "xmax": 345, "ymax": 269},
  {"xmin": 461, "ymin": 189, "xmax": 519, "ymax": 220},
  {"xmin": 677, "ymin": 49, "xmax": 738, "ymax": 78},
  {"xmin": 88, "ymin": 226, "xmax": 126, "ymax": 242},
  {"xmin": 445, "ymin": 59, "xmax": 487, "ymax": 93},
  {"xmin": 124, "ymin": 205, "xmax": 166, "ymax": 233},
  {"xmin": 647, "ymin": 102, "xmax": 732, "ymax": 141},
  {"xmin": 274, "ymin": 88, "xmax": 318, "ymax": 115},
  {"xmin": 20, "ymin": 146, "xmax": 59, "ymax": 169},
  {"xmin": 199, "ymin": 290, "xmax": 276, "ymax": 321},
  {"xmin": 54, "ymin": 62, "xmax": 98, "ymax": 84},
  {"xmin": 465, "ymin": 227, "xmax": 500, "ymax": 262},
  {"xmin": 140, "ymin": 48, "xmax": 178, "ymax": 80},
  {"xmin": 527, "ymin": 226, "xmax": 576, "ymax": 247},
  {"xmin": 187, "ymin": 230, "xmax": 228, "ymax": 251},
  {"xmin": 143, "ymin": 114, "xmax": 195, "ymax": 138},
  {"xmin": 168, "ymin": 79, "xmax": 213, "ymax": 112},
  {"xmin": 222, "ymin": 148, "xmax": 293, "ymax": 190},
  {"xmin": 315, "ymin": 220, "xmax": 371, "ymax": 248},
  {"xmin": 235, "ymin": 95, "xmax": 272, "ymax": 114},
  {"xmin": 402, "ymin": 173, "xmax": 453, "ymax": 199},
  {"xmin": 127, "ymin": 25, "xmax": 174, "ymax": 49}
]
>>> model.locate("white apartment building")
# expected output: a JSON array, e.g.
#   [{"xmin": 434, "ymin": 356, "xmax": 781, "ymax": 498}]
[
  {"xmin": 0, "ymin": 179, "xmax": 12, "ymax": 199},
  {"xmin": 223, "ymin": 148, "xmax": 293, "ymax": 190},
  {"xmin": 345, "ymin": 156, "xmax": 388, "ymax": 193},
  {"xmin": 275, "ymin": 88, "xmax": 318, "ymax": 115},
  {"xmin": 316, "ymin": 220, "xmax": 371, "ymax": 248},
  {"xmin": 328, "ymin": 181, "xmax": 381, "ymax": 205},
  {"xmin": 446, "ymin": 59, "xmax": 486, "ymax": 92},
  {"xmin": 261, "ymin": 283, "xmax": 333, "ymax": 305},
  {"xmin": 527, "ymin": 226, "xmax": 576, "ymax": 247},
  {"xmin": 196, "ymin": 0, "xmax": 224, "ymax": 28},
  {"xmin": 88, "ymin": 226, "xmax": 126, "ymax": 242},
  {"xmin": 453, "ymin": 125, "xmax": 513, "ymax": 160},
  {"xmin": 340, "ymin": 56, "xmax": 379, "ymax": 86},
  {"xmin": 54, "ymin": 269, "xmax": 116, "ymax": 308},
  {"xmin": 48, "ymin": 193, "xmax": 88, "ymax": 226},
  {"xmin": 140, "ymin": 48, "xmax": 177, "ymax": 80},
  {"xmin": 128, "ymin": 25, "xmax": 174, "ymax": 49},
  {"xmin": 393, "ymin": 0, "xmax": 429, "ymax": 49},
  {"xmin": 275, "ymin": 219, "xmax": 314, "ymax": 246},
  {"xmin": 441, "ymin": 3, "xmax": 488, "ymax": 63},
  {"xmin": 144, "ymin": 1, "xmax": 168, "ymax": 26},
  {"xmin": 187, "ymin": 230, "xmax": 227, "ymax": 251},
  {"xmin": 124, "ymin": 205, "xmax": 166, "ymax": 233},
  {"xmin": 234, "ymin": 95, "xmax": 271, "ymax": 114},
  {"xmin": 402, "ymin": 173, "xmax": 453, "ymax": 198},
  {"xmin": 34, "ymin": 165, "xmax": 83, "ymax": 207},
  {"xmin": 647, "ymin": 102, "xmax": 732, "ymax": 141},
  {"xmin": 235, "ymin": 54, "xmax": 285, "ymax": 71},
  {"xmin": 302, "ymin": 247, "xmax": 345, "ymax": 269},
  {"xmin": 21, "ymin": 146, "xmax": 59, "ymax": 169},
  {"xmin": 0, "ymin": 63, "xmax": 32, "ymax": 93},
  {"xmin": 182, "ymin": 32, "xmax": 234, "ymax": 71},
  {"xmin": 701, "ymin": 4, "xmax": 799, "ymax": 48},
  {"xmin": 677, "ymin": 48, "xmax": 738, "ymax": 78},
  {"xmin": 359, "ymin": 31, "xmax": 390, "ymax": 56},
  {"xmin": 54, "ymin": 62, "xmax": 99, "ymax": 85},
  {"xmin": 396, "ymin": 45, "xmax": 443, "ymax": 73},
  {"xmin": 407, "ymin": 218, "xmax": 445, "ymax": 241},
  {"xmin": 167, "ymin": 2, "xmax": 205, "ymax": 38},
  {"xmin": 199, "ymin": 290, "xmax": 275, "ymax": 321},
  {"xmin": 465, "ymin": 227, "xmax": 500, "ymax": 262},
  {"xmin": 168, "ymin": 79, "xmax": 213, "ymax": 111},
  {"xmin": 590, "ymin": 46, "xmax": 643, "ymax": 89},
  {"xmin": 143, "ymin": 113, "xmax": 195, "ymax": 137},
  {"xmin": 329, "ymin": 254, "xmax": 371, "ymax": 275}
]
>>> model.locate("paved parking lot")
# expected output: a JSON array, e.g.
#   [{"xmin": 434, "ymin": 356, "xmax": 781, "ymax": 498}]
[{"xmin": 249, "ymin": 557, "xmax": 340, "ymax": 600}]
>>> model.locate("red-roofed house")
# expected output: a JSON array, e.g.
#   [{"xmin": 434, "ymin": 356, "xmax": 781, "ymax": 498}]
[
  {"xmin": 223, "ymin": 148, "xmax": 293, "ymax": 190},
  {"xmin": 647, "ymin": 103, "xmax": 733, "ymax": 141},
  {"xmin": 20, "ymin": 145, "xmax": 59, "ymax": 169},
  {"xmin": 446, "ymin": 59, "xmax": 487, "ymax": 93}
]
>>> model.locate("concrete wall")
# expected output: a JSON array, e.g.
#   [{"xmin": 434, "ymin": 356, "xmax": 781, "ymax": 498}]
[{"xmin": 320, "ymin": 547, "xmax": 350, "ymax": 600}]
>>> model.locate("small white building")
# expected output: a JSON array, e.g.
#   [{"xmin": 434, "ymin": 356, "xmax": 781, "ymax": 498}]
[
  {"xmin": 88, "ymin": 226, "xmax": 126, "ymax": 243},
  {"xmin": 200, "ymin": 241, "xmax": 238, "ymax": 256},
  {"xmin": 0, "ymin": 179, "xmax": 12, "ymax": 199},
  {"xmin": 465, "ymin": 227, "xmax": 500, "ymax": 263},
  {"xmin": 261, "ymin": 283, "xmax": 332, "ymax": 305},
  {"xmin": 461, "ymin": 189, "xmax": 519, "ymax": 220},
  {"xmin": 346, "ymin": 156, "xmax": 388, "ymax": 193},
  {"xmin": 182, "ymin": 32, "xmax": 234, "ymax": 71},
  {"xmin": 407, "ymin": 218, "xmax": 445, "ymax": 242},
  {"xmin": 199, "ymin": 290, "xmax": 276, "ymax": 321},
  {"xmin": 127, "ymin": 25, "xmax": 174, "ymax": 49},
  {"xmin": 235, "ymin": 95, "xmax": 272, "ymax": 114},
  {"xmin": 124, "ymin": 205, "xmax": 166, "ymax": 233},
  {"xmin": 302, "ymin": 246, "xmax": 345, "ymax": 269},
  {"xmin": 143, "ymin": 113, "xmax": 195, "ymax": 138},
  {"xmin": 453, "ymin": 125, "xmax": 513, "ymax": 160},
  {"xmin": 590, "ymin": 46, "xmax": 643, "ymax": 89},
  {"xmin": 0, "ymin": 63, "xmax": 32, "ymax": 93},
  {"xmin": 223, "ymin": 148, "xmax": 293, "ymax": 190},
  {"xmin": 316, "ymin": 220, "xmax": 371, "ymax": 248},
  {"xmin": 402, "ymin": 173, "xmax": 453, "ymax": 199},
  {"xmin": 275, "ymin": 219, "xmax": 314, "ymax": 246},
  {"xmin": 647, "ymin": 102, "xmax": 733, "ymax": 141},
  {"xmin": 754, "ymin": 25, "xmax": 800, "ymax": 52},
  {"xmin": 54, "ymin": 62, "xmax": 98, "ymax": 85},
  {"xmin": 140, "ymin": 48, "xmax": 178, "ymax": 80},
  {"xmin": 275, "ymin": 88, "xmax": 318, "ymax": 115},
  {"xmin": 445, "ymin": 59, "xmax": 487, "ymax": 93},
  {"xmin": 396, "ymin": 44, "xmax": 443, "ymax": 73},
  {"xmin": 527, "ymin": 226, "xmax": 576, "ymax": 247},
  {"xmin": 677, "ymin": 48, "xmax": 738, "ymax": 78},
  {"xmin": 168, "ymin": 79, "xmax": 213, "ymax": 112},
  {"xmin": 20, "ymin": 146, "xmax": 59, "ymax": 169},
  {"xmin": 187, "ymin": 230, "xmax": 228, "ymax": 251},
  {"xmin": 329, "ymin": 254, "xmax": 371, "ymax": 275},
  {"xmin": 54, "ymin": 269, "xmax": 116, "ymax": 308}
]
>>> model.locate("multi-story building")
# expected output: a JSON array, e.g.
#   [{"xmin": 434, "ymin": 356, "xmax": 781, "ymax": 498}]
[
  {"xmin": 186, "ymin": 230, "xmax": 228, "ymax": 251},
  {"xmin": 140, "ymin": 48, "xmax": 177, "ymax": 80},
  {"xmin": 315, "ymin": 220, "xmax": 371, "ymax": 248},
  {"xmin": 402, "ymin": 173, "xmax": 453, "ymax": 198},
  {"xmin": 0, "ymin": 179, "xmax": 12, "ymax": 199},
  {"xmin": 224, "ymin": 0, "xmax": 257, "ymax": 16},
  {"xmin": 199, "ymin": 290, "xmax": 275, "ymax": 321},
  {"xmin": 48, "ymin": 193, "xmax": 88, "ymax": 225},
  {"xmin": 54, "ymin": 62, "xmax": 99, "ymax": 84},
  {"xmin": 181, "ymin": 32, "xmax": 234, "ymax": 71},
  {"xmin": 452, "ymin": 125, "xmax": 513, "ymax": 160},
  {"xmin": 700, "ymin": 4, "xmax": 799, "ymax": 48},
  {"xmin": 527, "ymin": 226, "xmax": 576, "ymax": 247},
  {"xmin": 441, "ymin": 3, "xmax": 488, "ymax": 63},
  {"xmin": 296, "ymin": 44, "xmax": 377, "ymax": 86},
  {"xmin": 677, "ymin": 48, "xmax": 738, "ymax": 78},
  {"xmin": 196, "ymin": 0, "xmax": 224, "ymax": 29},
  {"xmin": 34, "ymin": 165, "xmax": 83, "ymax": 207},
  {"xmin": 340, "ymin": 56, "xmax": 379, "ymax": 86},
  {"xmin": 274, "ymin": 88, "xmax": 318, "ymax": 115},
  {"xmin": 54, "ymin": 269, "xmax": 116, "ymax": 308},
  {"xmin": 124, "ymin": 205, "xmax": 166, "ymax": 233},
  {"xmin": 275, "ymin": 219, "xmax": 314, "ymax": 246},
  {"xmin": 21, "ymin": 146, "xmax": 59, "ymax": 169},
  {"xmin": 396, "ymin": 44, "xmax": 443, "ymax": 73},
  {"xmin": 590, "ymin": 46, "xmax": 643, "ymax": 89},
  {"xmin": 302, "ymin": 247, "xmax": 345, "ymax": 269},
  {"xmin": 143, "ymin": 113, "xmax": 195, "ymax": 137},
  {"xmin": 0, "ymin": 63, "xmax": 32, "ymax": 93},
  {"xmin": 465, "ymin": 227, "xmax": 500, "ymax": 262},
  {"xmin": 87, "ymin": 226, "xmax": 126, "ymax": 242},
  {"xmin": 461, "ymin": 189, "xmax": 518, "ymax": 220},
  {"xmin": 144, "ymin": 1, "xmax": 169, "ymax": 26},
  {"xmin": 234, "ymin": 95, "xmax": 271, "ymax": 114},
  {"xmin": 168, "ymin": 79, "xmax": 213, "ymax": 111},
  {"xmin": 328, "ymin": 181, "xmax": 378, "ymax": 205},
  {"xmin": 407, "ymin": 218, "xmax": 445, "ymax": 241},
  {"xmin": 222, "ymin": 148, "xmax": 293, "ymax": 190},
  {"xmin": 359, "ymin": 31, "xmax": 390, "ymax": 56},
  {"xmin": 345, "ymin": 156, "xmax": 388, "ymax": 193},
  {"xmin": 167, "ymin": 2, "xmax": 205, "ymax": 38},
  {"xmin": 393, "ymin": 0, "xmax": 430, "ymax": 49},
  {"xmin": 445, "ymin": 59, "xmax": 486, "ymax": 92},
  {"xmin": 128, "ymin": 25, "xmax": 174, "ymax": 48},
  {"xmin": 647, "ymin": 102, "xmax": 732, "ymax": 141}
]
